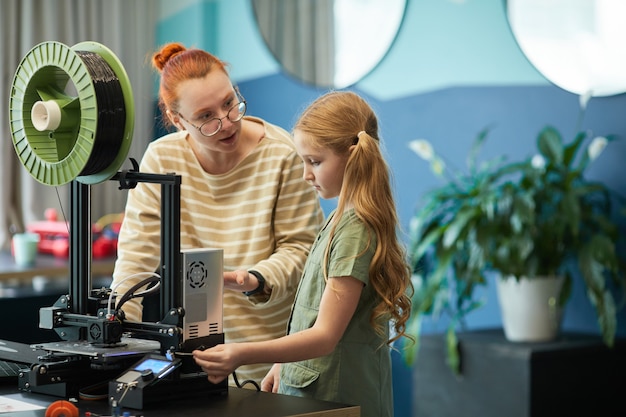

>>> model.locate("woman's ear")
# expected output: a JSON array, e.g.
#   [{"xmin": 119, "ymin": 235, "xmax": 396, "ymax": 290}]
[{"xmin": 166, "ymin": 110, "xmax": 183, "ymax": 130}]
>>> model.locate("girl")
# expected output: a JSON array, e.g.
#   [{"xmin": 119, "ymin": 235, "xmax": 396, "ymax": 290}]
[{"xmin": 193, "ymin": 91, "xmax": 413, "ymax": 417}]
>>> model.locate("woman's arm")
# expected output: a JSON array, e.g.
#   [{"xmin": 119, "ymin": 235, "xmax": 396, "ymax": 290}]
[
  {"xmin": 243, "ymin": 150, "xmax": 324, "ymax": 303},
  {"xmin": 261, "ymin": 363, "xmax": 281, "ymax": 393},
  {"xmin": 193, "ymin": 275, "xmax": 363, "ymax": 384}
]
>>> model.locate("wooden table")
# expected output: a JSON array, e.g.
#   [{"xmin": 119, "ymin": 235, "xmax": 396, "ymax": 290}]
[{"xmin": 0, "ymin": 251, "xmax": 116, "ymax": 282}]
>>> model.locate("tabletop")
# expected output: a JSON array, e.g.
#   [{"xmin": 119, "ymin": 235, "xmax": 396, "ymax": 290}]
[
  {"xmin": 0, "ymin": 251, "xmax": 116, "ymax": 281},
  {"xmin": 0, "ymin": 380, "xmax": 360, "ymax": 417}
]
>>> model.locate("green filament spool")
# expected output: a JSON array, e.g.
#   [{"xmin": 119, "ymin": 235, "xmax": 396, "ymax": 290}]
[{"xmin": 9, "ymin": 41, "xmax": 134, "ymax": 185}]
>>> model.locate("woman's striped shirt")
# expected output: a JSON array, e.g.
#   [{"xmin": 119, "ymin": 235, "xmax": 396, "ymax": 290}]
[{"xmin": 111, "ymin": 117, "xmax": 324, "ymax": 384}]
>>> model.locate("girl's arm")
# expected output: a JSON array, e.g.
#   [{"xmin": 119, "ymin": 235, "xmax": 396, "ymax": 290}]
[{"xmin": 193, "ymin": 275, "xmax": 363, "ymax": 384}]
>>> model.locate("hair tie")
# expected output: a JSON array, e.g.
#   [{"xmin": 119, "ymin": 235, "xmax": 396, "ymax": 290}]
[{"xmin": 358, "ymin": 131, "xmax": 366, "ymax": 138}]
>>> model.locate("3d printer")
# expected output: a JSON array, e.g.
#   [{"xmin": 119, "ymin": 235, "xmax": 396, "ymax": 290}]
[{"xmin": 5, "ymin": 41, "xmax": 227, "ymax": 409}]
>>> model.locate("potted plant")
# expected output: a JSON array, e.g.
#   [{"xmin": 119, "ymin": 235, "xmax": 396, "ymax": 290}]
[{"xmin": 403, "ymin": 120, "xmax": 626, "ymax": 374}]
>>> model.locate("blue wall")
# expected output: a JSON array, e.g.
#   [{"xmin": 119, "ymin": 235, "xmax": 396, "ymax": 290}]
[{"xmin": 155, "ymin": 1, "xmax": 626, "ymax": 415}]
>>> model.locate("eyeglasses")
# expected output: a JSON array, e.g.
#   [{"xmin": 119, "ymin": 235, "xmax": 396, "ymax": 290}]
[{"xmin": 177, "ymin": 93, "xmax": 247, "ymax": 137}]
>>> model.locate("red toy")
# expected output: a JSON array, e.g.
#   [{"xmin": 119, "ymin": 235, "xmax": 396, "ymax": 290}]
[
  {"xmin": 26, "ymin": 208, "xmax": 122, "ymax": 259},
  {"xmin": 45, "ymin": 400, "xmax": 79, "ymax": 417}
]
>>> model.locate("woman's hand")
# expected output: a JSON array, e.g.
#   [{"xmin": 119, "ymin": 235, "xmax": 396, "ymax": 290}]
[
  {"xmin": 261, "ymin": 363, "xmax": 281, "ymax": 393},
  {"xmin": 223, "ymin": 270, "xmax": 257, "ymax": 292}
]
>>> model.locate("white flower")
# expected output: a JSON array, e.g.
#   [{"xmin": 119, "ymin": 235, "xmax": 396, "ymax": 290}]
[
  {"xmin": 588, "ymin": 136, "xmax": 608, "ymax": 160},
  {"xmin": 408, "ymin": 139, "xmax": 435, "ymax": 161},
  {"xmin": 531, "ymin": 154, "xmax": 546, "ymax": 169},
  {"xmin": 431, "ymin": 157, "xmax": 446, "ymax": 176}
]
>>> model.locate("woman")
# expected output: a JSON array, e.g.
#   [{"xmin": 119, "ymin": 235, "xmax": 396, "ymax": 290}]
[{"xmin": 111, "ymin": 42, "xmax": 324, "ymax": 384}]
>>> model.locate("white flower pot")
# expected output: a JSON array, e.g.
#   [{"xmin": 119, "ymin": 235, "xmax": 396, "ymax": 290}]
[{"xmin": 496, "ymin": 275, "xmax": 565, "ymax": 342}]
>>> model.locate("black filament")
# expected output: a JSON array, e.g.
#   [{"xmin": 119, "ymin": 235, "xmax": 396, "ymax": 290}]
[{"xmin": 75, "ymin": 50, "xmax": 126, "ymax": 176}]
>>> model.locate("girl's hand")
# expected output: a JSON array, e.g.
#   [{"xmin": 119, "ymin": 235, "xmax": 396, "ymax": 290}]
[
  {"xmin": 193, "ymin": 344, "xmax": 241, "ymax": 384},
  {"xmin": 261, "ymin": 363, "xmax": 281, "ymax": 393}
]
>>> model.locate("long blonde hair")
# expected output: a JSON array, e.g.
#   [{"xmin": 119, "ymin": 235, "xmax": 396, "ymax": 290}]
[{"xmin": 294, "ymin": 91, "xmax": 413, "ymax": 345}]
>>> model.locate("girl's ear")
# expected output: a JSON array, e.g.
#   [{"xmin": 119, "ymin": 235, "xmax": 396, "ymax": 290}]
[{"xmin": 349, "ymin": 144, "xmax": 357, "ymax": 154}]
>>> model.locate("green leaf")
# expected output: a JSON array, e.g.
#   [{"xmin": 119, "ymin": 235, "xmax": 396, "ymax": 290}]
[
  {"xmin": 402, "ymin": 315, "xmax": 422, "ymax": 366},
  {"xmin": 537, "ymin": 126, "xmax": 563, "ymax": 164},
  {"xmin": 578, "ymin": 243, "xmax": 616, "ymax": 346},
  {"xmin": 560, "ymin": 189, "xmax": 581, "ymax": 236},
  {"xmin": 413, "ymin": 250, "xmax": 454, "ymax": 315},
  {"xmin": 563, "ymin": 131, "xmax": 587, "ymax": 168},
  {"xmin": 558, "ymin": 275, "xmax": 573, "ymax": 307},
  {"xmin": 446, "ymin": 326, "xmax": 461, "ymax": 375},
  {"xmin": 443, "ymin": 207, "xmax": 479, "ymax": 248},
  {"xmin": 597, "ymin": 291, "xmax": 617, "ymax": 347},
  {"xmin": 410, "ymin": 226, "xmax": 444, "ymax": 266},
  {"xmin": 468, "ymin": 126, "xmax": 492, "ymax": 173}
]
